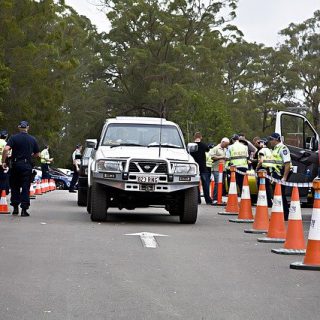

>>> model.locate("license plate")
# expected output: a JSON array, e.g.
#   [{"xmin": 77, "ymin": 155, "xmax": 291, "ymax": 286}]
[{"xmin": 137, "ymin": 176, "xmax": 158, "ymax": 184}]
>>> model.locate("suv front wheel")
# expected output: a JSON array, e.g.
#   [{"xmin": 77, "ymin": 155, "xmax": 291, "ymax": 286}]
[
  {"xmin": 179, "ymin": 187, "xmax": 198, "ymax": 224},
  {"xmin": 90, "ymin": 182, "xmax": 108, "ymax": 222}
]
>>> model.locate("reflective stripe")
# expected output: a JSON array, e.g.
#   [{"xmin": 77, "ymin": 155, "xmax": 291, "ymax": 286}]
[
  {"xmin": 272, "ymin": 195, "xmax": 283, "ymax": 213},
  {"xmin": 308, "ymin": 208, "xmax": 320, "ymax": 240},
  {"xmin": 229, "ymin": 182, "xmax": 237, "ymax": 194},
  {"xmin": 241, "ymin": 186, "xmax": 250, "ymax": 199},
  {"xmin": 289, "ymin": 201, "xmax": 302, "ymax": 220},
  {"xmin": 218, "ymin": 172, "xmax": 223, "ymax": 183},
  {"xmin": 257, "ymin": 191, "xmax": 268, "ymax": 206}
]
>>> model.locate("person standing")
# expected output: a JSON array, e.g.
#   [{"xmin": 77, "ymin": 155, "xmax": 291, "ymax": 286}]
[
  {"xmin": 228, "ymin": 134, "xmax": 249, "ymax": 194},
  {"xmin": 1, "ymin": 121, "xmax": 40, "ymax": 216},
  {"xmin": 69, "ymin": 144, "xmax": 82, "ymax": 193},
  {"xmin": 209, "ymin": 137, "xmax": 230, "ymax": 204},
  {"xmin": 255, "ymin": 138, "xmax": 274, "ymax": 207},
  {"xmin": 0, "ymin": 130, "xmax": 9, "ymax": 194},
  {"xmin": 40, "ymin": 145, "xmax": 54, "ymax": 179},
  {"xmin": 190, "ymin": 132, "xmax": 212, "ymax": 205},
  {"xmin": 268, "ymin": 133, "xmax": 292, "ymax": 221}
]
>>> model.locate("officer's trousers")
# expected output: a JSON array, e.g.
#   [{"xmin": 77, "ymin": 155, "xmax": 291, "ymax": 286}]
[
  {"xmin": 9, "ymin": 162, "xmax": 32, "ymax": 209},
  {"xmin": 41, "ymin": 163, "xmax": 50, "ymax": 179}
]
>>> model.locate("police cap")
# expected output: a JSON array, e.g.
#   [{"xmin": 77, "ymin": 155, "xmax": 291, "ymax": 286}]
[{"xmin": 18, "ymin": 120, "xmax": 29, "ymax": 128}]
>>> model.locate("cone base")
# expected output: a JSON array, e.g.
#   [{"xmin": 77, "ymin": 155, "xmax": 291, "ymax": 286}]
[
  {"xmin": 30, "ymin": 196, "xmax": 36, "ymax": 199},
  {"xmin": 257, "ymin": 237, "xmax": 285, "ymax": 243},
  {"xmin": 218, "ymin": 211, "xmax": 238, "ymax": 216},
  {"xmin": 271, "ymin": 248, "xmax": 306, "ymax": 255},
  {"xmin": 0, "ymin": 211, "xmax": 10, "ymax": 214},
  {"xmin": 213, "ymin": 203, "xmax": 226, "ymax": 207},
  {"xmin": 244, "ymin": 229, "xmax": 267, "ymax": 234},
  {"xmin": 229, "ymin": 219, "xmax": 254, "ymax": 223},
  {"xmin": 290, "ymin": 262, "xmax": 320, "ymax": 271}
]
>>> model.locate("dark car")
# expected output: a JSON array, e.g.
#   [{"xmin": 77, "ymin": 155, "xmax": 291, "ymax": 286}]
[
  {"xmin": 77, "ymin": 142, "xmax": 94, "ymax": 206},
  {"xmin": 49, "ymin": 167, "xmax": 73, "ymax": 190}
]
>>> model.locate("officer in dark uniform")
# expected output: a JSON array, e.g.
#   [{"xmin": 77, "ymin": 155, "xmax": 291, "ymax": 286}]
[{"xmin": 1, "ymin": 121, "xmax": 40, "ymax": 216}]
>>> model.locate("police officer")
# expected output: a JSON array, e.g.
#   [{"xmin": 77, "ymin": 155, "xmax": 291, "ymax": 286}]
[
  {"xmin": 256, "ymin": 138, "xmax": 274, "ymax": 207},
  {"xmin": 268, "ymin": 132, "xmax": 292, "ymax": 220},
  {"xmin": 2, "ymin": 121, "xmax": 40, "ymax": 216},
  {"xmin": 228, "ymin": 134, "xmax": 249, "ymax": 194},
  {"xmin": 40, "ymin": 145, "xmax": 53, "ymax": 179},
  {"xmin": 0, "ymin": 130, "xmax": 9, "ymax": 193},
  {"xmin": 69, "ymin": 144, "xmax": 82, "ymax": 193}
]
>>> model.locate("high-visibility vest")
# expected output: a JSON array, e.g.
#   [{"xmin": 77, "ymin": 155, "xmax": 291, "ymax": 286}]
[
  {"xmin": 40, "ymin": 149, "xmax": 50, "ymax": 164},
  {"xmin": 229, "ymin": 141, "xmax": 248, "ymax": 168},
  {"xmin": 271, "ymin": 143, "xmax": 292, "ymax": 174},
  {"xmin": 206, "ymin": 152, "xmax": 213, "ymax": 169},
  {"xmin": 0, "ymin": 139, "xmax": 6, "ymax": 164},
  {"xmin": 259, "ymin": 147, "xmax": 275, "ymax": 169}
]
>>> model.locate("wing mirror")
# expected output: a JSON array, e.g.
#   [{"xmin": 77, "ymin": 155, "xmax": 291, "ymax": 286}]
[
  {"xmin": 187, "ymin": 142, "xmax": 198, "ymax": 153},
  {"xmin": 85, "ymin": 139, "xmax": 97, "ymax": 149}
]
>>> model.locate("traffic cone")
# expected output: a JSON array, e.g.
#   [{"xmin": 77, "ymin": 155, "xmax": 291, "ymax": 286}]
[
  {"xmin": 29, "ymin": 183, "xmax": 36, "ymax": 199},
  {"xmin": 210, "ymin": 176, "xmax": 215, "ymax": 200},
  {"xmin": 216, "ymin": 162, "xmax": 225, "ymax": 206},
  {"xmin": 41, "ymin": 179, "xmax": 46, "ymax": 193},
  {"xmin": 35, "ymin": 180, "xmax": 42, "ymax": 195},
  {"xmin": 258, "ymin": 183, "xmax": 286, "ymax": 243},
  {"xmin": 53, "ymin": 179, "xmax": 56, "ymax": 190},
  {"xmin": 272, "ymin": 186, "xmax": 306, "ymax": 255},
  {"xmin": 218, "ymin": 166, "xmax": 239, "ymax": 215},
  {"xmin": 291, "ymin": 178, "xmax": 320, "ymax": 270},
  {"xmin": 229, "ymin": 174, "xmax": 254, "ymax": 223},
  {"xmin": 45, "ymin": 179, "xmax": 49, "ymax": 193},
  {"xmin": 50, "ymin": 179, "xmax": 54, "ymax": 191},
  {"xmin": 244, "ymin": 170, "xmax": 269, "ymax": 234},
  {"xmin": 0, "ymin": 190, "xmax": 10, "ymax": 214}
]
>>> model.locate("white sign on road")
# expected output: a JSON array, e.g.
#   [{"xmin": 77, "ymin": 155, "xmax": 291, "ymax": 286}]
[{"xmin": 125, "ymin": 232, "xmax": 168, "ymax": 248}]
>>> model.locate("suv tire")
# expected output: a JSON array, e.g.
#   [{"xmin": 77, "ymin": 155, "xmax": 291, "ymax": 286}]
[
  {"xmin": 179, "ymin": 187, "xmax": 198, "ymax": 224},
  {"xmin": 90, "ymin": 182, "xmax": 108, "ymax": 222}
]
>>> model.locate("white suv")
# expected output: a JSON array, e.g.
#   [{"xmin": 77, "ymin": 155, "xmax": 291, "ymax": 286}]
[{"xmin": 87, "ymin": 117, "xmax": 199, "ymax": 223}]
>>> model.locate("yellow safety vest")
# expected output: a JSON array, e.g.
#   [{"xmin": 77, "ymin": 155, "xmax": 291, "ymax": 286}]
[
  {"xmin": 0, "ymin": 139, "xmax": 6, "ymax": 164},
  {"xmin": 229, "ymin": 142, "xmax": 248, "ymax": 168},
  {"xmin": 259, "ymin": 147, "xmax": 275, "ymax": 169},
  {"xmin": 206, "ymin": 152, "xmax": 213, "ymax": 169},
  {"xmin": 271, "ymin": 144, "xmax": 292, "ymax": 174},
  {"xmin": 40, "ymin": 149, "xmax": 50, "ymax": 164}
]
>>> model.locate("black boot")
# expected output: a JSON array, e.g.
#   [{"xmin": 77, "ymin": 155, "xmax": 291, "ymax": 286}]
[
  {"xmin": 21, "ymin": 208, "xmax": 30, "ymax": 217},
  {"xmin": 12, "ymin": 206, "xmax": 19, "ymax": 215}
]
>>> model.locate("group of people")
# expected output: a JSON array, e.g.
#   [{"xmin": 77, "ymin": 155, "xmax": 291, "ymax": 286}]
[
  {"xmin": 191, "ymin": 131, "xmax": 292, "ymax": 220},
  {"xmin": 0, "ymin": 121, "xmax": 82, "ymax": 216}
]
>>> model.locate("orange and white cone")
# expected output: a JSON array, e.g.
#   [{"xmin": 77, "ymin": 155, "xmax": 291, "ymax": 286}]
[
  {"xmin": 272, "ymin": 186, "xmax": 306, "ymax": 255},
  {"xmin": 210, "ymin": 176, "xmax": 215, "ymax": 200},
  {"xmin": 35, "ymin": 180, "xmax": 43, "ymax": 195},
  {"xmin": 29, "ymin": 183, "xmax": 36, "ymax": 199},
  {"xmin": 218, "ymin": 166, "xmax": 239, "ymax": 215},
  {"xmin": 216, "ymin": 162, "xmax": 224, "ymax": 206},
  {"xmin": 41, "ymin": 179, "xmax": 46, "ymax": 194},
  {"xmin": 245, "ymin": 170, "xmax": 269, "ymax": 234},
  {"xmin": 258, "ymin": 183, "xmax": 286, "ymax": 243},
  {"xmin": 50, "ymin": 179, "xmax": 54, "ymax": 191},
  {"xmin": 0, "ymin": 190, "xmax": 10, "ymax": 214},
  {"xmin": 53, "ymin": 179, "xmax": 56, "ymax": 191},
  {"xmin": 291, "ymin": 178, "xmax": 320, "ymax": 270},
  {"xmin": 230, "ymin": 174, "xmax": 254, "ymax": 223},
  {"xmin": 45, "ymin": 179, "xmax": 49, "ymax": 193}
]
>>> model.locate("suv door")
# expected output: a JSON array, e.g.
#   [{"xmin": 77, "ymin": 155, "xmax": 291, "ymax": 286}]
[{"xmin": 275, "ymin": 111, "xmax": 319, "ymax": 197}]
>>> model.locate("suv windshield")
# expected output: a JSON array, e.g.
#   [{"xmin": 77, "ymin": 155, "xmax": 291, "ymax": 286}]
[{"xmin": 102, "ymin": 123, "xmax": 184, "ymax": 148}]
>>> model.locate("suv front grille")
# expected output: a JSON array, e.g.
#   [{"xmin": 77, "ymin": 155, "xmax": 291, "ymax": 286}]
[{"xmin": 129, "ymin": 161, "xmax": 168, "ymax": 174}]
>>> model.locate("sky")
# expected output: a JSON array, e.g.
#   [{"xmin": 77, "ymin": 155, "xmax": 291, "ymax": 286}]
[{"xmin": 65, "ymin": 0, "xmax": 320, "ymax": 47}]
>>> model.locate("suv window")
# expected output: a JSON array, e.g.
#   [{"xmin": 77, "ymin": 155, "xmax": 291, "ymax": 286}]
[
  {"xmin": 102, "ymin": 124, "xmax": 184, "ymax": 148},
  {"xmin": 281, "ymin": 114, "xmax": 304, "ymax": 148}
]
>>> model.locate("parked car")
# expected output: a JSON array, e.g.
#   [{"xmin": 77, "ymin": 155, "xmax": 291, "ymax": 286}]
[
  {"xmin": 77, "ymin": 141, "xmax": 94, "ymax": 206},
  {"xmin": 34, "ymin": 166, "xmax": 73, "ymax": 190}
]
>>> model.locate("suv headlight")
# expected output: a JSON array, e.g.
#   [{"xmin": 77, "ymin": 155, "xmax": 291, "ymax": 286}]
[
  {"xmin": 172, "ymin": 163, "xmax": 197, "ymax": 175},
  {"xmin": 96, "ymin": 160, "xmax": 123, "ymax": 172}
]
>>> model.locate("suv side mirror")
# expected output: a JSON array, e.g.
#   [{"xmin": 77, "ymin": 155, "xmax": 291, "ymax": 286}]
[
  {"xmin": 187, "ymin": 143, "xmax": 198, "ymax": 153},
  {"xmin": 86, "ymin": 139, "xmax": 97, "ymax": 149}
]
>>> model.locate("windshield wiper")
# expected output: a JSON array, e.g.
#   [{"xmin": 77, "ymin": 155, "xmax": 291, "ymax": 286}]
[
  {"xmin": 147, "ymin": 143, "xmax": 182, "ymax": 148},
  {"xmin": 110, "ymin": 143, "xmax": 143, "ymax": 148}
]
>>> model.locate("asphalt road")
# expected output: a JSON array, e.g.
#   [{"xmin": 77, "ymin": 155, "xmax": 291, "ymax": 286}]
[{"xmin": 0, "ymin": 191, "xmax": 319, "ymax": 320}]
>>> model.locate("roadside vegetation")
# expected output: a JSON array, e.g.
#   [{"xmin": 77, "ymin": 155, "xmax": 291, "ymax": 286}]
[{"xmin": 0, "ymin": 0, "xmax": 319, "ymax": 167}]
